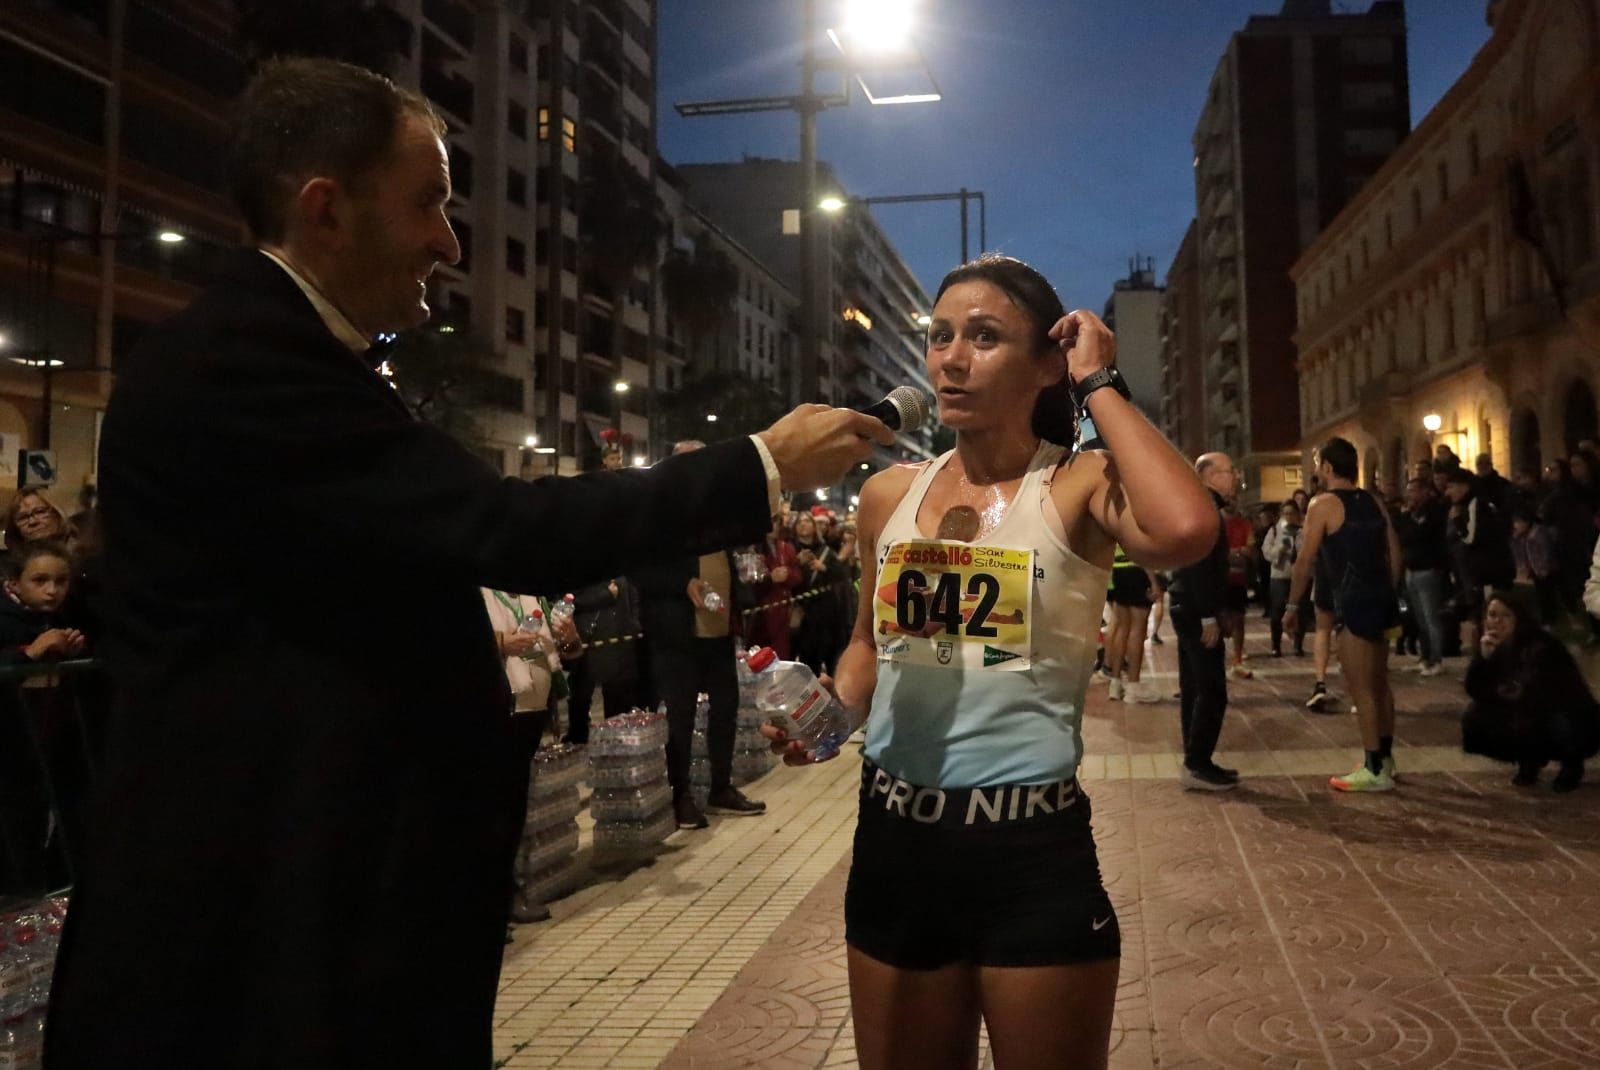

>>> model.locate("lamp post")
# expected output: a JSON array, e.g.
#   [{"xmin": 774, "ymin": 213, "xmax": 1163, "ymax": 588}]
[
  {"xmin": 821, "ymin": 189, "xmax": 987, "ymax": 262},
  {"xmin": 674, "ymin": 0, "xmax": 940, "ymax": 404},
  {"xmin": 9, "ymin": 223, "xmax": 192, "ymax": 450}
]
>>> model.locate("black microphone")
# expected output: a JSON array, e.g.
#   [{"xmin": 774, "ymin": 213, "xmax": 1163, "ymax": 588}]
[{"xmin": 856, "ymin": 386, "xmax": 929, "ymax": 432}]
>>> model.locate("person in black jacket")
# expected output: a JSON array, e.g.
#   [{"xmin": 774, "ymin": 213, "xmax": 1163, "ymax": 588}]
[
  {"xmin": 1396, "ymin": 476, "xmax": 1450, "ymax": 675},
  {"xmin": 45, "ymin": 58, "xmax": 891, "ymax": 1070},
  {"xmin": 1464, "ymin": 589, "xmax": 1599, "ymax": 791},
  {"xmin": 562, "ymin": 576, "xmax": 644, "ymax": 744},
  {"xmin": 632, "ymin": 442, "xmax": 768, "ymax": 830},
  {"xmin": 1169, "ymin": 453, "xmax": 1237, "ymax": 790}
]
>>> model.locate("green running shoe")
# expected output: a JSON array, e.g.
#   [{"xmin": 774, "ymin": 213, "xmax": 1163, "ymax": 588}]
[{"xmin": 1330, "ymin": 765, "xmax": 1395, "ymax": 792}]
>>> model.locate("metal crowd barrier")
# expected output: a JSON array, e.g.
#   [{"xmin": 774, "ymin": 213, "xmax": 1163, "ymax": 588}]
[{"xmin": 0, "ymin": 659, "xmax": 105, "ymax": 911}]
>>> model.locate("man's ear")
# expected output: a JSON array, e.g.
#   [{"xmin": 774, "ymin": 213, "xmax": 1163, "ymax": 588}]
[{"xmin": 290, "ymin": 176, "xmax": 347, "ymax": 251}]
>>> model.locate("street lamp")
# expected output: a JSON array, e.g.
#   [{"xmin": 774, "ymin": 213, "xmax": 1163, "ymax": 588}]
[
  {"xmin": 524, "ymin": 434, "xmax": 538, "ymax": 447},
  {"xmin": 633, "ymin": 454, "xmax": 647, "ymax": 468},
  {"xmin": 156, "ymin": 230, "xmax": 185, "ymax": 244},
  {"xmin": 838, "ymin": 0, "xmax": 916, "ymax": 55},
  {"xmin": 613, "ymin": 380, "xmax": 630, "ymax": 394},
  {"xmin": 915, "ymin": 313, "xmax": 932, "ymax": 327},
  {"xmin": 820, "ymin": 189, "xmax": 988, "ymax": 262},
  {"xmin": 1422, "ymin": 413, "xmax": 1443, "ymax": 432},
  {"xmin": 675, "ymin": 0, "xmax": 939, "ymax": 404},
  {"xmin": 706, "ymin": 413, "xmax": 718, "ymax": 423}
]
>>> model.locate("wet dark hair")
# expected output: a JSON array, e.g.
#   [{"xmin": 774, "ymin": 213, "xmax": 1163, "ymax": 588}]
[
  {"xmin": 227, "ymin": 56, "xmax": 445, "ymax": 243},
  {"xmin": 1316, "ymin": 436, "xmax": 1359, "ymax": 480},
  {"xmin": 932, "ymin": 255, "xmax": 1076, "ymax": 447},
  {"xmin": 6, "ymin": 539, "xmax": 71, "ymax": 581}
]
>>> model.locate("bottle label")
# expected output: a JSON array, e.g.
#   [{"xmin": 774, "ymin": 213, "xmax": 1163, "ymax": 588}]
[{"xmin": 784, "ymin": 679, "xmax": 831, "ymax": 737}]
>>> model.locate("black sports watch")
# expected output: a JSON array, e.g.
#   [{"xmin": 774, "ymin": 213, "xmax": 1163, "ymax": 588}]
[{"xmin": 1070, "ymin": 366, "xmax": 1131, "ymax": 410}]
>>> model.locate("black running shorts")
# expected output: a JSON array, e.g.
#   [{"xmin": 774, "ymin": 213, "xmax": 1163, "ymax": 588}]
[
  {"xmin": 1108, "ymin": 567, "xmax": 1152, "ymax": 608},
  {"xmin": 844, "ymin": 762, "xmax": 1121, "ymax": 970}
]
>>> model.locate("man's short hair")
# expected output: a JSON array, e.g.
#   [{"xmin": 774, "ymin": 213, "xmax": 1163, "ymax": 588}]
[
  {"xmin": 1445, "ymin": 467, "xmax": 1475, "ymax": 486},
  {"xmin": 227, "ymin": 56, "xmax": 445, "ymax": 243},
  {"xmin": 1316, "ymin": 437, "xmax": 1359, "ymax": 481}
]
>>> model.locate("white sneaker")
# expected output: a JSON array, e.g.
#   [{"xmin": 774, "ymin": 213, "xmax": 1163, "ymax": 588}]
[
  {"xmin": 1418, "ymin": 662, "xmax": 1442, "ymax": 677},
  {"xmin": 1126, "ymin": 680, "xmax": 1163, "ymax": 703},
  {"xmin": 1108, "ymin": 677, "xmax": 1125, "ymax": 701},
  {"xmin": 1091, "ymin": 668, "xmax": 1111, "ymax": 686}
]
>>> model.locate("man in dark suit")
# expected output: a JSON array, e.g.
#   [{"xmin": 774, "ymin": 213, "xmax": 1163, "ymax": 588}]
[
  {"xmin": 633, "ymin": 441, "xmax": 766, "ymax": 830},
  {"xmin": 44, "ymin": 58, "xmax": 891, "ymax": 1070}
]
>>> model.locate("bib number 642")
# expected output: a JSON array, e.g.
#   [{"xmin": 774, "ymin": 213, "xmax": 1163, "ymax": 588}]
[{"xmin": 895, "ymin": 569, "xmax": 999, "ymax": 637}]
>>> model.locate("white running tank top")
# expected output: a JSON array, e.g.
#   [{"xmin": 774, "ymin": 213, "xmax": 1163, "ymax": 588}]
[{"xmin": 863, "ymin": 442, "xmax": 1110, "ymax": 787}]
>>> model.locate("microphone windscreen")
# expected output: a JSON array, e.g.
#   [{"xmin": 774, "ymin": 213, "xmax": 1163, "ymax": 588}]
[{"xmin": 887, "ymin": 386, "xmax": 929, "ymax": 432}]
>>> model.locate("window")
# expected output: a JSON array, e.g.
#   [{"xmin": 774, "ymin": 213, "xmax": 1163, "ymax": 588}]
[
  {"xmin": 509, "ymin": 33, "xmax": 528, "ymax": 72},
  {"xmin": 535, "ymin": 292, "xmax": 548, "ymax": 327},
  {"xmin": 1341, "ymin": 82, "xmax": 1395, "ymax": 112},
  {"xmin": 535, "ymin": 231, "xmax": 548, "ymax": 264},
  {"xmin": 452, "ymin": 218, "xmax": 473, "ymax": 274},
  {"xmin": 1437, "ymin": 160, "xmax": 1449, "ymax": 203},
  {"xmin": 562, "ymin": 116, "xmax": 576, "ymax": 153},
  {"xmin": 506, "ymin": 306, "xmax": 526, "ymax": 345},
  {"xmin": 508, "ymin": 100, "xmax": 527, "ymax": 139},
  {"xmin": 506, "ymin": 237, "xmax": 526, "ymax": 275},
  {"xmin": 507, "ymin": 167, "xmax": 526, "ymax": 206},
  {"xmin": 1340, "ymin": 37, "xmax": 1394, "ymax": 64},
  {"xmin": 560, "ymin": 420, "xmax": 576, "ymax": 455},
  {"xmin": 537, "ymin": 106, "xmax": 551, "ymax": 141},
  {"xmin": 449, "ymin": 291, "xmax": 472, "ymax": 326},
  {"xmin": 448, "ymin": 144, "xmax": 473, "ymax": 198},
  {"xmin": 560, "ymin": 360, "xmax": 576, "ymax": 392},
  {"xmin": 1411, "ymin": 187, "xmax": 1423, "ymax": 229},
  {"xmin": 561, "ymin": 235, "xmax": 577, "ymax": 265},
  {"xmin": 1384, "ymin": 212, "xmax": 1394, "ymax": 249},
  {"xmin": 536, "ymin": 44, "xmax": 551, "ymax": 79},
  {"xmin": 1343, "ymin": 128, "xmax": 1398, "ymax": 157},
  {"xmin": 561, "ymin": 298, "xmax": 577, "ymax": 333},
  {"xmin": 1468, "ymin": 132, "xmax": 1481, "ymax": 178},
  {"xmin": 536, "ymin": 166, "xmax": 549, "ymax": 202}
]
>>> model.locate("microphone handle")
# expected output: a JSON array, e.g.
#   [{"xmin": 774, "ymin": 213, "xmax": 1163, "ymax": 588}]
[{"xmin": 855, "ymin": 396, "xmax": 902, "ymax": 431}]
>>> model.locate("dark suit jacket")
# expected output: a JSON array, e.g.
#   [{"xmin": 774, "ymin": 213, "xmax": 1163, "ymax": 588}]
[
  {"xmin": 631, "ymin": 550, "xmax": 736, "ymax": 652},
  {"xmin": 45, "ymin": 251, "xmax": 769, "ymax": 1069},
  {"xmin": 1167, "ymin": 490, "xmax": 1229, "ymax": 622}
]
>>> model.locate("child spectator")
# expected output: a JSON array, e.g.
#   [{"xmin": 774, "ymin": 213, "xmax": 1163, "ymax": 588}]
[{"xmin": 0, "ymin": 541, "xmax": 86, "ymax": 664}]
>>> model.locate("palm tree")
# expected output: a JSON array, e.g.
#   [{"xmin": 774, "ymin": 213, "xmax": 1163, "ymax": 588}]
[{"xmin": 386, "ymin": 324, "xmax": 498, "ymax": 451}]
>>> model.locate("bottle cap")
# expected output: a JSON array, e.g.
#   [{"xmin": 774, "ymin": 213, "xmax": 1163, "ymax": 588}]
[
  {"xmin": 532, "ymin": 609, "xmax": 544, "ymax": 619},
  {"xmin": 745, "ymin": 646, "xmax": 776, "ymax": 672},
  {"xmin": 563, "ymin": 593, "xmax": 575, "ymax": 603}
]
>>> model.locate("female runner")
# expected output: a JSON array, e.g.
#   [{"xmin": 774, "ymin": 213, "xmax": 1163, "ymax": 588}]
[{"xmin": 766, "ymin": 255, "xmax": 1216, "ymax": 1069}]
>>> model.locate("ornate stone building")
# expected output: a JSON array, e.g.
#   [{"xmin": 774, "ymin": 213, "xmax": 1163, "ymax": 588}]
[{"xmin": 1294, "ymin": 0, "xmax": 1600, "ymax": 488}]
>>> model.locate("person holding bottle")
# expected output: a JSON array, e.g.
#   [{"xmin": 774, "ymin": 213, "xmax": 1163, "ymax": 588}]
[{"xmin": 766, "ymin": 255, "xmax": 1216, "ymax": 1069}]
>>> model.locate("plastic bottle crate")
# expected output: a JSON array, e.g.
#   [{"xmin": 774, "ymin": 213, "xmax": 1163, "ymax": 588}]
[
  {"xmin": 588, "ymin": 753, "xmax": 667, "ymax": 789},
  {"xmin": 518, "ymin": 855, "xmax": 580, "ymax": 905},
  {"xmin": 591, "ymin": 778, "xmax": 672, "ymax": 823},
  {"xmin": 588, "ymin": 710, "xmax": 669, "ymax": 758},
  {"xmin": 516, "ymin": 819, "xmax": 579, "ymax": 876},
  {"xmin": 592, "ymin": 804, "xmax": 675, "ymax": 853},
  {"xmin": 530, "ymin": 744, "xmax": 586, "ymax": 798},
  {"xmin": 524, "ymin": 785, "xmax": 581, "ymax": 834}
]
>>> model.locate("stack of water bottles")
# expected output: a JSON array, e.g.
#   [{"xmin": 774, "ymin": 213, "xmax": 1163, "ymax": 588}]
[
  {"xmin": 589, "ymin": 710, "xmax": 674, "ymax": 853},
  {"xmin": 0, "ymin": 897, "xmax": 67, "ymax": 1070},
  {"xmin": 517, "ymin": 743, "xmax": 585, "ymax": 907},
  {"xmin": 687, "ymin": 662, "xmax": 778, "ymax": 806}
]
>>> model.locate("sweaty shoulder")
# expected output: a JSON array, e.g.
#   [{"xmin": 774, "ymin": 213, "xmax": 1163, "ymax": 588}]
[{"xmin": 857, "ymin": 463, "xmax": 922, "ymax": 539}]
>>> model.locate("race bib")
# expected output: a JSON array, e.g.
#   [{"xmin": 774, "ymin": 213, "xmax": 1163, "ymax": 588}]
[{"xmin": 873, "ymin": 540, "xmax": 1034, "ymax": 671}]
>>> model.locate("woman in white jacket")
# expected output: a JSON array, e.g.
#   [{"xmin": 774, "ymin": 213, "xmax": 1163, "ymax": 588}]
[
  {"xmin": 481, "ymin": 588, "xmax": 568, "ymax": 922},
  {"xmin": 1263, "ymin": 500, "xmax": 1309, "ymax": 656}
]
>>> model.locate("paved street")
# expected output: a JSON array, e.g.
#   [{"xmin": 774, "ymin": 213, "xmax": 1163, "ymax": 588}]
[{"xmin": 493, "ymin": 620, "xmax": 1600, "ymax": 1069}]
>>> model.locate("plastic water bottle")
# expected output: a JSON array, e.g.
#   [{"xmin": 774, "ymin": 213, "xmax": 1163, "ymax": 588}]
[
  {"xmin": 0, "ymin": 1009, "xmax": 40, "ymax": 1070},
  {"xmin": 548, "ymin": 594, "xmax": 581, "ymax": 657},
  {"xmin": 516, "ymin": 609, "xmax": 547, "ymax": 661},
  {"xmin": 548, "ymin": 594, "xmax": 575, "ymax": 630},
  {"xmin": 701, "ymin": 589, "xmax": 724, "ymax": 614},
  {"xmin": 744, "ymin": 647, "xmax": 852, "ymax": 761},
  {"xmin": 0, "ymin": 935, "xmax": 28, "ymax": 1020}
]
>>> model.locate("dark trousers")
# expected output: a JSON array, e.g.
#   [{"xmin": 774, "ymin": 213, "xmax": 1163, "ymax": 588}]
[
  {"xmin": 563, "ymin": 656, "xmax": 641, "ymax": 745},
  {"xmin": 509, "ymin": 706, "xmax": 555, "ymax": 904},
  {"xmin": 654, "ymin": 635, "xmax": 737, "ymax": 797},
  {"xmin": 1173, "ymin": 611, "xmax": 1228, "ymax": 769}
]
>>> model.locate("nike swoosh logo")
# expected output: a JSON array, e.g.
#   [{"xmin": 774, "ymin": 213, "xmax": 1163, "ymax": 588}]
[{"xmin": 1092, "ymin": 915, "xmax": 1112, "ymax": 931}]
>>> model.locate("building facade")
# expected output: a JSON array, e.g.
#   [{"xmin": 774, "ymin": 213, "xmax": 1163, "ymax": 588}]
[
  {"xmin": 1294, "ymin": 0, "xmax": 1600, "ymax": 490},
  {"xmin": 1160, "ymin": 221, "xmax": 1208, "ymax": 459},
  {"xmin": 1101, "ymin": 257, "xmax": 1164, "ymax": 423},
  {"xmin": 0, "ymin": 0, "xmax": 245, "ymax": 501},
  {"xmin": 1193, "ymin": 0, "xmax": 1410, "ymax": 501},
  {"xmin": 674, "ymin": 158, "xmax": 937, "ymax": 466}
]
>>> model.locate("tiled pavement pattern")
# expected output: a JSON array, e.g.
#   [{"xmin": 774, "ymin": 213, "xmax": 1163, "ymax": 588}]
[{"xmin": 495, "ymin": 623, "xmax": 1600, "ymax": 1068}]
